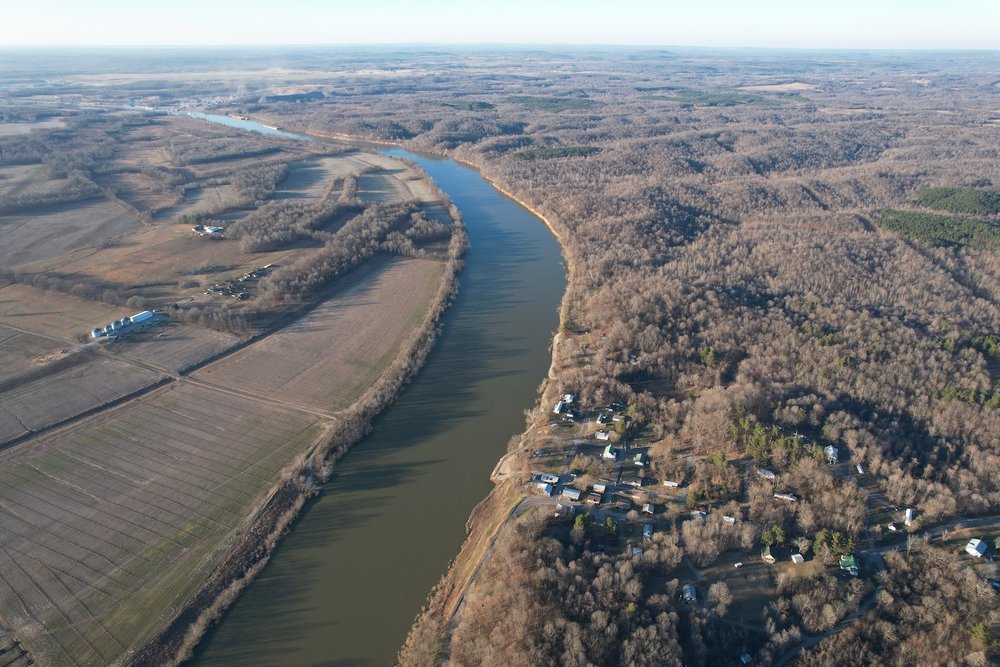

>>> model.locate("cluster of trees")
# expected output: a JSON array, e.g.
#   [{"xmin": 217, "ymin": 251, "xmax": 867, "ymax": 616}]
[
  {"xmin": 797, "ymin": 544, "xmax": 999, "ymax": 666},
  {"xmin": 229, "ymin": 162, "xmax": 290, "ymax": 203}
]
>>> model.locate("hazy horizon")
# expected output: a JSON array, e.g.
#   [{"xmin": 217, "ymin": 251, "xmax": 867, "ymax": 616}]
[{"xmin": 3, "ymin": 0, "xmax": 999, "ymax": 50}]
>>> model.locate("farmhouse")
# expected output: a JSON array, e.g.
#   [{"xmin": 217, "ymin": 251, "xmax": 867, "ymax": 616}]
[{"xmin": 966, "ymin": 538, "xmax": 988, "ymax": 557}]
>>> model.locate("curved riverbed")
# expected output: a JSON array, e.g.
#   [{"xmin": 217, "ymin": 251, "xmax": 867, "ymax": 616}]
[{"xmin": 188, "ymin": 134, "xmax": 566, "ymax": 665}]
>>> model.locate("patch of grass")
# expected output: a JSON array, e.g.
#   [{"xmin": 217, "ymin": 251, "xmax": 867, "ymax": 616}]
[
  {"xmin": 912, "ymin": 187, "xmax": 1000, "ymax": 216},
  {"xmin": 874, "ymin": 209, "xmax": 1000, "ymax": 250},
  {"xmin": 512, "ymin": 146, "xmax": 601, "ymax": 161},
  {"xmin": 507, "ymin": 96, "xmax": 596, "ymax": 111}
]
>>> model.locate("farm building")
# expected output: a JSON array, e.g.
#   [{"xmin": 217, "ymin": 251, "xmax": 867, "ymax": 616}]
[
  {"xmin": 966, "ymin": 538, "xmax": 988, "ymax": 557},
  {"xmin": 561, "ymin": 487, "xmax": 582, "ymax": 501},
  {"xmin": 91, "ymin": 310, "xmax": 157, "ymax": 339}
]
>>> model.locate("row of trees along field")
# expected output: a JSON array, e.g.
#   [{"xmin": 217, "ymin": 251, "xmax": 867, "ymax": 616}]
[{"xmin": 247, "ymin": 50, "xmax": 1000, "ymax": 664}]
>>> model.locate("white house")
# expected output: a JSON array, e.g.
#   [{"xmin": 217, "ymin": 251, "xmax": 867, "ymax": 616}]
[{"xmin": 967, "ymin": 538, "xmax": 988, "ymax": 558}]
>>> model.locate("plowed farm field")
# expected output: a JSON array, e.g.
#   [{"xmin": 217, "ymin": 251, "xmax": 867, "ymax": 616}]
[
  {"xmin": 0, "ymin": 382, "xmax": 326, "ymax": 665},
  {"xmin": 193, "ymin": 256, "xmax": 444, "ymax": 413}
]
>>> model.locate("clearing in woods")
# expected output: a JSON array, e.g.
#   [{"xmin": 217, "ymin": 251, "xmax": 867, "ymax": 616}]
[{"xmin": 193, "ymin": 256, "xmax": 445, "ymax": 413}]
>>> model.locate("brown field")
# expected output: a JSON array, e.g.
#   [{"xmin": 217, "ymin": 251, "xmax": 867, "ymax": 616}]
[
  {"xmin": 193, "ymin": 257, "xmax": 444, "ymax": 413},
  {"xmin": 0, "ymin": 284, "xmax": 127, "ymax": 342},
  {"xmin": 0, "ymin": 119, "xmax": 66, "ymax": 136},
  {"xmin": 0, "ymin": 325, "xmax": 62, "ymax": 384},
  {"xmin": 113, "ymin": 322, "xmax": 241, "ymax": 373},
  {"xmin": 739, "ymin": 81, "xmax": 817, "ymax": 92},
  {"xmin": 0, "ymin": 382, "xmax": 326, "ymax": 665},
  {"xmin": 0, "ymin": 354, "xmax": 163, "ymax": 445},
  {"xmin": 358, "ymin": 169, "xmax": 415, "ymax": 204},
  {"xmin": 0, "ymin": 200, "xmax": 140, "ymax": 269},
  {"xmin": 0, "ymin": 164, "xmax": 76, "ymax": 200},
  {"xmin": 92, "ymin": 171, "xmax": 180, "ymax": 215}
]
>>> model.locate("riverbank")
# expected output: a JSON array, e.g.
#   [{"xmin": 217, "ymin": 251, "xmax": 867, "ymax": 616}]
[{"xmin": 130, "ymin": 206, "xmax": 468, "ymax": 667}]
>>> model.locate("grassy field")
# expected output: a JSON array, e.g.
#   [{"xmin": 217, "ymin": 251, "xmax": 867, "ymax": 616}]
[
  {"xmin": 193, "ymin": 257, "xmax": 444, "ymax": 413},
  {"xmin": 0, "ymin": 382, "xmax": 326, "ymax": 665}
]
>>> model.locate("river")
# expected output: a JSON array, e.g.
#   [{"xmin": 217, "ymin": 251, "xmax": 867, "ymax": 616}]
[{"xmin": 182, "ymin": 115, "xmax": 566, "ymax": 665}]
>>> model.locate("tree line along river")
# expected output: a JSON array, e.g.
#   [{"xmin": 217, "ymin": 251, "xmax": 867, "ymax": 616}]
[{"xmin": 178, "ymin": 114, "xmax": 566, "ymax": 666}]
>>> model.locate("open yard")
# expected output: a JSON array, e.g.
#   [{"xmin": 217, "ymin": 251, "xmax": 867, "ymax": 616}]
[
  {"xmin": 193, "ymin": 256, "xmax": 444, "ymax": 413},
  {"xmin": 0, "ymin": 382, "xmax": 326, "ymax": 665}
]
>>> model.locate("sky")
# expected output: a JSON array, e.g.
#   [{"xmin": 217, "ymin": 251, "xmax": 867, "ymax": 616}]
[{"xmin": 1, "ymin": 0, "xmax": 998, "ymax": 50}]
